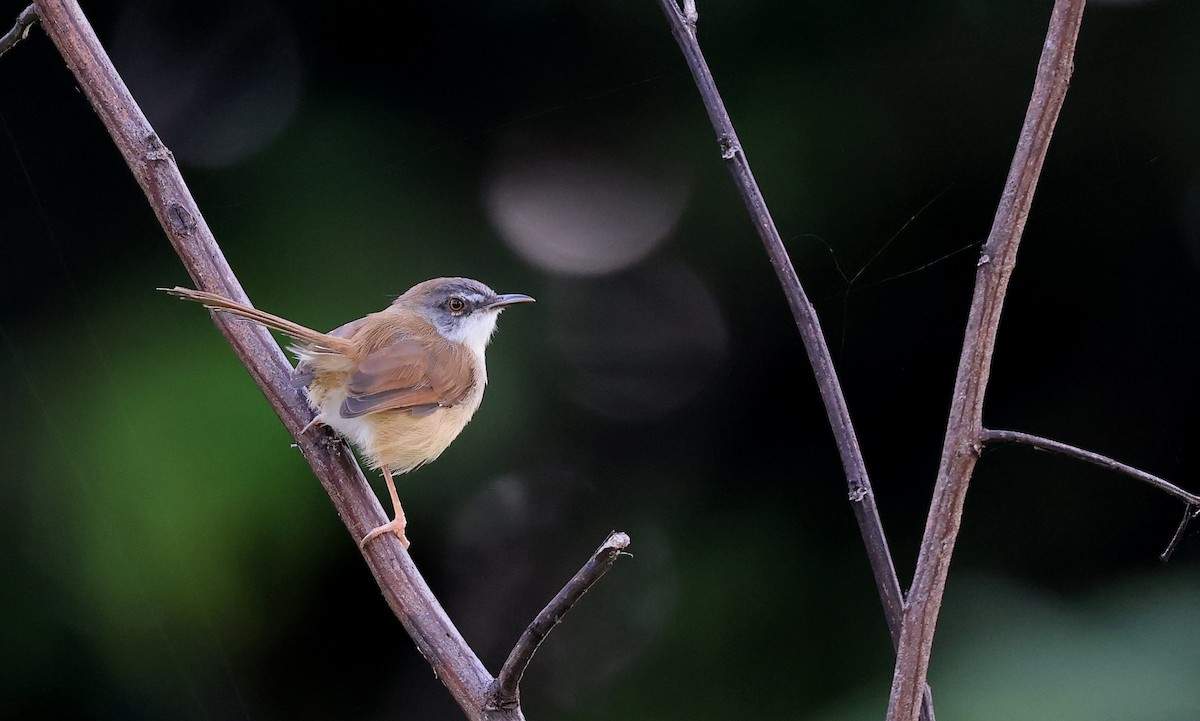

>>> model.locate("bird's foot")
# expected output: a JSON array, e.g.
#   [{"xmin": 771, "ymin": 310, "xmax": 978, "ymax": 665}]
[
  {"xmin": 300, "ymin": 413, "xmax": 325, "ymax": 435},
  {"xmin": 359, "ymin": 518, "xmax": 410, "ymax": 550}
]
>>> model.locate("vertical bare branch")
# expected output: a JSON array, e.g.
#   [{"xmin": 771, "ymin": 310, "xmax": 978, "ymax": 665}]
[
  {"xmin": 887, "ymin": 3, "xmax": 1087, "ymax": 720},
  {"xmin": 652, "ymin": 7, "xmax": 936, "ymax": 718}
]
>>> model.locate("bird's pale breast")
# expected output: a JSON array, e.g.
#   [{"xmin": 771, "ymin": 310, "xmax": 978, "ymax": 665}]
[{"xmin": 305, "ymin": 361, "xmax": 484, "ymax": 474}]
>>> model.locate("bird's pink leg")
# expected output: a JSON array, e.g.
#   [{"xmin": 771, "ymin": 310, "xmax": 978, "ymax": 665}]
[{"xmin": 359, "ymin": 465, "xmax": 410, "ymax": 550}]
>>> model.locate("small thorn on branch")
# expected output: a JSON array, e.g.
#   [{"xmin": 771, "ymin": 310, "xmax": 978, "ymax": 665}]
[{"xmin": 487, "ymin": 531, "xmax": 631, "ymax": 710}]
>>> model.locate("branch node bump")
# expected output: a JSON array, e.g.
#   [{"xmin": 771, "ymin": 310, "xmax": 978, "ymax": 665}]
[
  {"xmin": 682, "ymin": 0, "xmax": 698, "ymax": 26},
  {"xmin": 718, "ymin": 135, "xmax": 738, "ymax": 160},
  {"xmin": 166, "ymin": 201, "xmax": 197, "ymax": 235},
  {"xmin": 144, "ymin": 132, "xmax": 172, "ymax": 162}
]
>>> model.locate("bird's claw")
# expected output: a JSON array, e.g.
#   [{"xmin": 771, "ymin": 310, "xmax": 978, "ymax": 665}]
[{"xmin": 359, "ymin": 519, "xmax": 410, "ymax": 550}]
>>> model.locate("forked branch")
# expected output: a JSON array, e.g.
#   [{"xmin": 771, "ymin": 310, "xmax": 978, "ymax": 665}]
[{"xmin": 888, "ymin": 2, "xmax": 1087, "ymax": 720}]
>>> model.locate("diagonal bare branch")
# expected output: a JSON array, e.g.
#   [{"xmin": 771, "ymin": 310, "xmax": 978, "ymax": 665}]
[
  {"xmin": 29, "ymin": 0, "xmax": 504, "ymax": 715},
  {"xmin": 25, "ymin": 1, "xmax": 630, "ymax": 719}
]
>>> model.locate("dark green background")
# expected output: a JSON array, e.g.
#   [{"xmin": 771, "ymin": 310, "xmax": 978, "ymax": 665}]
[{"xmin": 2, "ymin": 1, "xmax": 1198, "ymax": 719}]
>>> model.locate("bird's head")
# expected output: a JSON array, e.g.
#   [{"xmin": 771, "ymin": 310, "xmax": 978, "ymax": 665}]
[{"xmin": 399, "ymin": 277, "xmax": 535, "ymax": 353}]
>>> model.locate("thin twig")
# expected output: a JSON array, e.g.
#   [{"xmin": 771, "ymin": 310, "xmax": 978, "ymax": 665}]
[
  {"xmin": 887, "ymin": 3, "xmax": 1086, "ymax": 721},
  {"xmin": 1161, "ymin": 505, "xmax": 1199, "ymax": 562},
  {"xmin": 0, "ymin": 4, "xmax": 37, "ymax": 57},
  {"xmin": 488, "ymin": 532, "xmax": 632, "ymax": 711},
  {"xmin": 981, "ymin": 429, "xmax": 1200, "ymax": 505},
  {"xmin": 981, "ymin": 428, "xmax": 1200, "ymax": 560},
  {"xmin": 652, "ymin": 4, "xmax": 934, "ymax": 719}
]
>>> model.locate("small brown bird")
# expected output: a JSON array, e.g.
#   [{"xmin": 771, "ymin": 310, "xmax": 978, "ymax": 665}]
[{"xmin": 166, "ymin": 277, "xmax": 534, "ymax": 549}]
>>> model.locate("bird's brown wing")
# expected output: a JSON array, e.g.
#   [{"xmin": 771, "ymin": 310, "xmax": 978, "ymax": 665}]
[
  {"xmin": 340, "ymin": 337, "xmax": 475, "ymax": 418},
  {"xmin": 291, "ymin": 317, "xmax": 369, "ymax": 388}
]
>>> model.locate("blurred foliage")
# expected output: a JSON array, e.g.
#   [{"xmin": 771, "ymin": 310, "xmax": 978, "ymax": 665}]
[{"xmin": 2, "ymin": 0, "xmax": 1199, "ymax": 719}]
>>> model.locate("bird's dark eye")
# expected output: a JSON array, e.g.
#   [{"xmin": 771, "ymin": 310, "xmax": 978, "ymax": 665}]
[{"xmin": 447, "ymin": 296, "xmax": 467, "ymax": 313}]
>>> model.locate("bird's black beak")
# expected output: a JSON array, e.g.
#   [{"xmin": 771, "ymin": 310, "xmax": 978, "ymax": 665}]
[{"xmin": 485, "ymin": 293, "xmax": 536, "ymax": 310}]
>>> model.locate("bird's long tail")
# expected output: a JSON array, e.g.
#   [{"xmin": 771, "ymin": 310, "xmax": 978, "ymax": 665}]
[{"xmin": 161, "ymin": 286, "xmax": 354, "ymax": 355}]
